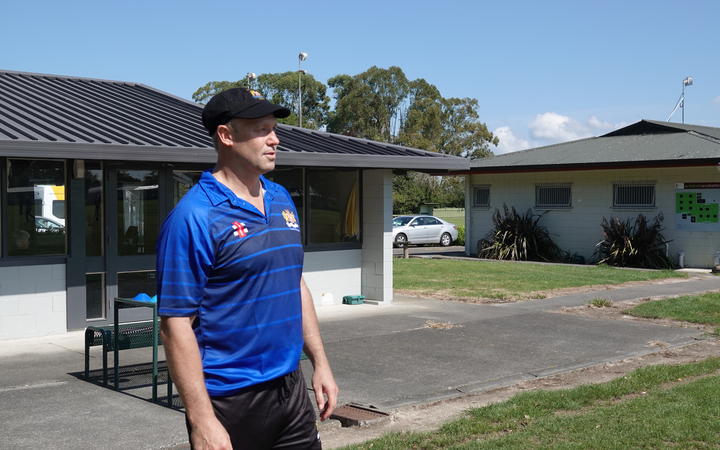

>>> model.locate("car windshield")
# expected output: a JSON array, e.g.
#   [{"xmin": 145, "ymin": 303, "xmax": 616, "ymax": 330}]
[{"xmin": 393, "ymin": 216, "xmax": 413, "ymax": 227}]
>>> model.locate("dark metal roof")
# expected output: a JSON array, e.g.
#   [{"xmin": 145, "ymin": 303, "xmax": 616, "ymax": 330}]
[
  {"xmin": 467, "ymin": 119, "xmax": 720, "ymax": 174},
  {"xmin": 0, "ymin": 70, "xmax": 467, "ymax": 171}
]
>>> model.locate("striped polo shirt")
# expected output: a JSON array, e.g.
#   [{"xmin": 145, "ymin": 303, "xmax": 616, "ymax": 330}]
[{"xmin": 156, "ymin": 170, "xmax": 304, "ymax": 396}]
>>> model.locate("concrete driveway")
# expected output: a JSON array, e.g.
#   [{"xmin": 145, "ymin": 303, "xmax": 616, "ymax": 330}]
[
  {"xmin": 2, "ymin": 275, "xmax": 719, "ymax": 449},
  {"xmin": 306, "ymin": 292, "xmax": 706, "ymax": 409}
]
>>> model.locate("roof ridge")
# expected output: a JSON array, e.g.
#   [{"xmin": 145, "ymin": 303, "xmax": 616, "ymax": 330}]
[
  {"xmin": 687, "ymin": 130, "xmax": 720, "ymax": 145},
  {"xmin": 0, "ymin": 69, "xmax": 140, "ymax": 86}
]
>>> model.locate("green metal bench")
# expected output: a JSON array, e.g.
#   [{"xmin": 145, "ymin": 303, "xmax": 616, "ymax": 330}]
[{"xmin": 84, "ymin": 321, "xmax": 159, "ymax": 385}]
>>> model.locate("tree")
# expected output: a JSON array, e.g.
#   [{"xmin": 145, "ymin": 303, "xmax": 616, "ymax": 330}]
[
  {"xmin": 393, "ymin": 172, "xmax": 464, "ymax": 214},
  {"xmin": 438, "ymin": 97, "xmax": 498, "ymax": 159},
  {"xmin": 328, "ymin": 66, "xmax": 497, "ymax": 158},
  {"xmin": 192, "ymin": 72, "xmax": 330, "ymax": 129},
  {"xmin": 327, "ymin": 66, "xmax": 410, "ymax": 141}
]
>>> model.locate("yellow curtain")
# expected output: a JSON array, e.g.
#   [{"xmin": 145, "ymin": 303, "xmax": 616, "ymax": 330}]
[{"xmin": 344, "ymin": 181, "xmax": 359, "ymax": 239}]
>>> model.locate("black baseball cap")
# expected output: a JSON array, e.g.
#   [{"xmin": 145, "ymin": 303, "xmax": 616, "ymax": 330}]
[{"xmin": 201, "ymin": 88, "xmax": 291, "ymax": 135}]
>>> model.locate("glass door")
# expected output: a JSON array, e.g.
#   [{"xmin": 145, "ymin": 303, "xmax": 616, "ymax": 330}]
[
  {"xmin": 81, "ymin": 164, "xmax": 162, "ymax": 324},
  {"xmin": 75, "ymin": 163, "xmax": 204, "ymax": 327}
]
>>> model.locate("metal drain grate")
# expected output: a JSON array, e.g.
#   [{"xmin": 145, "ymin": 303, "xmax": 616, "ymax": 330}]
[{"xmin": 330, "ymin": 403, "xmax": 390, "ymax": 427}]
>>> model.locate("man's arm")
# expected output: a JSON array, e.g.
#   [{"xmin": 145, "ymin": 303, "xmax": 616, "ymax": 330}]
[
  {"xmin": 161, "ymin": 316, "xmax": 231, "ymax": 450},
  {"xmin": 300, "ymin": 277, "xmax": 339, "ymax": 421}
]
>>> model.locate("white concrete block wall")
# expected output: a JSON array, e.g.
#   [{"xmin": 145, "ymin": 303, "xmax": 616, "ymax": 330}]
[
  {"xmin": 303, "ymin": 250, "xmax": 362, "ymax": 306},
  {"xmin": 362, "ymin": 169, "xmax": 393, "ymax": 303},
  {"xmin": 0, "ymin": 264, "xmax": 66, "ymax": 339},
  {"xmin": 302, "ymin": 169, "xmax": 393, "ymax": 305},
  {"xmin": 467, "ymin": 167, "xmax": 720, "ymax": 268}
]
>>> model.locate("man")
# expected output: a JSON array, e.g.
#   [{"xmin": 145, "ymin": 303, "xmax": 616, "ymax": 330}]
[{"xmin": 157, "ymin": 88, "xmax": 338, "ymax": 450}]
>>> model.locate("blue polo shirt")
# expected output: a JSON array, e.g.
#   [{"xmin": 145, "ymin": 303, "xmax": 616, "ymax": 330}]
[{"xmin": 156, "ymin": 170, "xmax": 304, "ymax": 396}]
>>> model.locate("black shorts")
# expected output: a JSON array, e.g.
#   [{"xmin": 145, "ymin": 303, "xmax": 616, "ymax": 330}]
[{"xmin": 187, "ymin": 368, "xmax": 321, "ymax": 450}]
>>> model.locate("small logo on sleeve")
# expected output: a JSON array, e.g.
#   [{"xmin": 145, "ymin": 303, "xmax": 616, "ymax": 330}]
[
  {"xmin": 282, "ymin": 209, "xmax": 299, "ymax": 229},
  {"xmin": 232, "ymin": 221, "xmax": 248, "ymax": 238}
]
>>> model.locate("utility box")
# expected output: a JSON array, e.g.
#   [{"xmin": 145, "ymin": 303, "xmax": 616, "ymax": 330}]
[{"xmin": 342, "ymin": 295, "xmax": 365, "ymax": 305}]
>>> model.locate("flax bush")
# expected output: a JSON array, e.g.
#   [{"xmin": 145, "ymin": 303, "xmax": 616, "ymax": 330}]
[
  {"xmin": 477, "ymin": 205, "xmax": 562, "ymax": 262},
  {"xmin": 594, "ymin": 213, "xmax": 673, "ymax": 269}
]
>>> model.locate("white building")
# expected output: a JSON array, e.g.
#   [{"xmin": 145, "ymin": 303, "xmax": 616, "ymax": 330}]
[{"xmin": 464, "ymin": 120, "xmax": 720, "ymax": 268}]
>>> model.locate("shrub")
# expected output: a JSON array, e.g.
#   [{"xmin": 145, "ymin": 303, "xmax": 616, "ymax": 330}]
[
  {"xmin": 594, "ymin": 213, "xmax": 673, "ymax": 269},
  {"xmin": 456, "ymin": 225, "xmax": 465, "ymax": 246},
  {"xmin": 477, "ymin": 205, "xmax": 562, "ymax": 261}
]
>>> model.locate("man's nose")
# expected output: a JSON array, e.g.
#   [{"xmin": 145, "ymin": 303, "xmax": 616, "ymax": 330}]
[{"xmin": 268, "ymin": 130, "xmax": 280, "ymax": 146}]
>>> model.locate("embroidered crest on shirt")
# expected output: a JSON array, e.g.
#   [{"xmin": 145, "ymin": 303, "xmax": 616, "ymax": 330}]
[
  {"xmin": 282, "ymin": 209, "xmax": 299, "ymax": 229},
  {"xmin": 232, "ymin": 221, "xmax": 248, "ymax": 238}
]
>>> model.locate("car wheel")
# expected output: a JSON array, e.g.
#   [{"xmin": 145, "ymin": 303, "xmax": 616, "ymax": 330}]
[
  {"xmin": 395, "ymin": 233, "xmax": 408, "ymax": 247},
  {"xmin": 440, "ymin": 232, "xmax": 452, "ymax": 247}
]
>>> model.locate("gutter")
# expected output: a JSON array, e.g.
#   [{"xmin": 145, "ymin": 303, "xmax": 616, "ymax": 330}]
[{"xmin": 452, "ymin": 158, "xmax": 720, "ymax": 175}]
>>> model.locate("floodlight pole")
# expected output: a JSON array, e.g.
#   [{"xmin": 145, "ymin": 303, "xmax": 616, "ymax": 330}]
[
  {"xmin": 682, "ymin": 76, "xmax": 693, "ymax": 124},
  {"xmin": 246, "ymin": 72, "xmax": 256, "ymax": 90},
  {"xmin": 298, "ymin": 52, "xmax": 308, "ymax": 127},
  {"xmin": 682, "ymin": 80, "xmax": 685, "ymax": 124}
]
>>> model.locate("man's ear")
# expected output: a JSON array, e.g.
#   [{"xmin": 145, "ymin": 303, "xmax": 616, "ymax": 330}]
[{"xmin": 216, "ymin": 123, "xmax": 235, "ymax": 147}]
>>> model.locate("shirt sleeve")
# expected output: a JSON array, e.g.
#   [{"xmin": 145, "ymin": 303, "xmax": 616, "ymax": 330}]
[{"xmin": 156, "ymin": 205, "xmax": 214, "ymax": 317}]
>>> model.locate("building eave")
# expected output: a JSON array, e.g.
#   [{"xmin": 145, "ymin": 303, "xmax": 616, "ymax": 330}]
[
  {"xmin": 453, "ymin": 158, "xmax": 720, "ymax": 175},
  {"xmin": 0, "ymin": 140, "xmax": 469, "ymax": 171}
]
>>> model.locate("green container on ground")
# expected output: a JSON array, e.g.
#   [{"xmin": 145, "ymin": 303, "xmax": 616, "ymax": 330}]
[{"xmin": 343, "ymin": 295, "xmax": 365, "ymax": 305}]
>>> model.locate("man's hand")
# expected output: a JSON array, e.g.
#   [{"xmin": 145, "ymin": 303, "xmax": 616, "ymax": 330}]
[
  {"xmin": 161, "ymin": 316, "xmax": 231, "ymax": 449},
  {"xmin": 190, "ymin": 417, "xmax": 233, "ymax": 450},
  {"xmin": 312, "ymin": 364, "xmax": 339, "ymax": 421}
]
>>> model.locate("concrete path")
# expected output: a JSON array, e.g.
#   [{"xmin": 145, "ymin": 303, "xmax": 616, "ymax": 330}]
[{"xmin": 1, "ymin": 274, "xmax": 719, "ymax": 449}]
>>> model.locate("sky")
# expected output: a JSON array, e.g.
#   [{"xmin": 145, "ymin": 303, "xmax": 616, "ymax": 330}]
[{"xmin": 2, "ymin": 0, "xmax": 719, "ymax": 154}]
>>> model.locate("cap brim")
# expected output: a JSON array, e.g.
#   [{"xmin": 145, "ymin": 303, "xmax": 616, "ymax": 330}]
[{"xmin": 233, "ymin": 102, "xmax": 291, "ymax": 120}]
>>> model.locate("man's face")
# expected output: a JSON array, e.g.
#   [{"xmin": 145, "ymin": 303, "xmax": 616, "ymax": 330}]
[{"xmin": 223, "ymin": 115, "xmax": 280, "ymax": 175}]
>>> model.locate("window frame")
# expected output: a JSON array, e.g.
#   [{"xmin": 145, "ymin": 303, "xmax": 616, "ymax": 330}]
[
  {"xmin": 612, "ymin": 182, "xmax": 656, "ymax": 209},
  {"xmin": 0, "ymin": 160, "xmax": 365, "ymax": 265},
  {"xmin": 472, "ymin": 185, "xmax": 491, "ymax": 208},
  {"xmin": 535, "ymin": 183, "xmax": 572, "ymax": 209},
  {"xmin": 304, "ymin": 167, "xmax": 363, "ymax": 249},
  {"xmin": 4, "ymin": 157, "xmax": 69, "ymax": 258}
]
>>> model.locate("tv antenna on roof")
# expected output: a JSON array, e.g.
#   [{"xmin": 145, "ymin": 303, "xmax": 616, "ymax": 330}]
[{"xmin": 667, "ymin": 76, "xmax": 693, "ymax": 123}]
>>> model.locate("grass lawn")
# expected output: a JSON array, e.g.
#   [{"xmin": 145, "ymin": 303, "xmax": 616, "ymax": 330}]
[
  {"xmin": 627, "ymin": 292, "xmax": 720, "ymax": 326},
  {"xmin": 394, "ymin": 259, "xmax": 686, "ymax": 300},
  {"xmin": 626, "ymin": 292, "xmax": 720, "ymax": 336},
  {"xmin": 342, "ymin": 358, "xmax": 720, "ymax": 449}
]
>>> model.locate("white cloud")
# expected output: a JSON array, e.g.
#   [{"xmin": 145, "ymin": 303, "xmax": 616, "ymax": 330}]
[
  {"xmin": 493, "ymin": 126, "xmax": 531, "ymax": 154},
  {"xmin": 529, "ymin": 112, "xmax": 624, "ymax": 144},
  {"xmin": 529, "ymin": 112, "xmax": 590, "ymax": 142},
  {"xmin": 493, "ymin": 114, "xmax": 627, "ymax": 154},
  {"xmin": 587, "ymin": 115, "xmax": 613, "ymax": 129}
]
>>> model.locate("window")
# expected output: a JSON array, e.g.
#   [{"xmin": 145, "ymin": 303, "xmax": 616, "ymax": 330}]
[
  {"xmin": 472, "ymin": 185, "xmax": 490, "ymax": 207},
  {"xmin": 85, "ymin": 162, "xmax": 104, "ymax": 257},
  {"xmin": 172, "ymin": 170, "xmax": 203, "ymax": 206},
  {"xmin": 7, "ymin": 159, "xmax": 66, "ymax": 256},
  {"xmin": 393, "ymin": 216, "xmax": 413, "ymax": 227},
  {"xmin": 613, "ymin": 183, "xmax": 655, "ymax": 208},
  {"xmin": 535, "ymin": 184, "xmax": 572, "ymax": 208},
  {"xmin": 307, "ymin": 168, "xmax": 360, "ymax": 244},
  {"xmin": 117, "ymin": 169, "xmax": 159, "ymax": 256},
  {"xmin": 420, "ymin": 217, "xmax": 441, "ymax": 225},
  {"xmin": 265, "ymin": 168, "xmax": 304, "ymax": 224},
  {"xmin": 118, "ymin": 271, "xmax": 156, "ymax": 298},
  {"xmin": 86, "ymin": 273, "xmax": 105, "ymax": 320}
]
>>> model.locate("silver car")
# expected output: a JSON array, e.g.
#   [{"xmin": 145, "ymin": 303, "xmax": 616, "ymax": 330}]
[{"xmin": 392, "ymin": 215, "xmax": 458, "ymax": 247}]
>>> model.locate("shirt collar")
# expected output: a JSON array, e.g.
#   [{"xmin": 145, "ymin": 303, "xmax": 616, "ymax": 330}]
[{"xmin": 199, "ymin": 170, "xmax": 276, "ymax": 208}]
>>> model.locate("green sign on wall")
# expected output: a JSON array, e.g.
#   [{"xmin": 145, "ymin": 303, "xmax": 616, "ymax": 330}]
[
  {"xmin": 676, "ymin": 192, "xmax": 719, "ymax": 223},
  {"xmin": 675, "ymin": 183, "xmax": 720, "ymax": 230}
]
